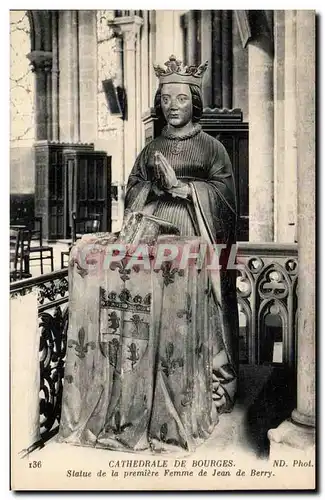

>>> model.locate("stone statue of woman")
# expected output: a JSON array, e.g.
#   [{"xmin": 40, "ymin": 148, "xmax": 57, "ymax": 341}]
[{"xmin": 58, "ymin": 55, "xmax": 239, "ymax": 453}]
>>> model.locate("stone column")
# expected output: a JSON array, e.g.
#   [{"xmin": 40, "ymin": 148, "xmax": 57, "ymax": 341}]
[
  {"xmin": 248, "ymin": 37, "xmax": 274, "ymax": 242},
  {"xmin": 27, "ymin": 51, "xmax": 52, "ymax": 141},
  {"xmin": 113, "ymin": 16, "xmax": 143, "ymax": 184},
  {"xmin": 156, "ymin": 11, "xmax": 175, "ymax": 62},
  {"xmin": 51, "ymin": 11, "xmax": 60, "ymax": 141},
  {"xmin": 284, "ymin": 10, "xmax": 298, "ymax": 242},
  {"xmin": 45, "ymin": 60, "xmax": 52, "ymax": 141},
  {"xmin": 232, "ymin": 12, "xmax": 248, "ymax": 120},
  {"xmin": 221, "ymin": 10, "xmax": 233, "ymax": 109},
  {"xmin": 273, "ymin": 10, "xmax": 285, "ymax": 242},
  {"xmin": 292, "ymin": 9, "xmax": 316, "ymax": 428},
  {"xmin": 148, "ymin": 11, "xmax": 156, "ymax": 105},
  {"xmin": 212, "ymin": 11, "xmax": 222, "ymax": 108},
  {"xmin": 115, "ymin": 35, "xmax": 124, "ymax": 189},
  {"xmin": 200, "ymin": 10, "xmax": 213, "ymax": 107},
  {"xmin": 115, "ymin": 36, "xmax": 124, "ymax": 89},
  {"xmin": 65, "ymin": 10, "xmax": 80, "ymax": 142},
  {"xmin": 141, "ymin": 11, "xmax": 149, "ymax": 113},
  {"xmin": 135, "ymin": 33, "xmax": 142, "ymax": 153},
  {"xmin": 172, "ymin": 11, "xmax": 185, "ymax": 59},
  {"xmin": 71, "ymin": 10, "xmax": 80, "ymax": 142},
  {"xmin": 66, "ymin": 10, "xmax": 74, "ymax": 142},
  {"xmin": 186, "ymin": 11, "xmax": 197, "ymax": 65},
  {"xmin": 78, "ymin": 10, "xmax": 97, "ymax": 143},
  {"xmin": 268, "ymin": 10, "xmax": 315, "ymax": 456}
]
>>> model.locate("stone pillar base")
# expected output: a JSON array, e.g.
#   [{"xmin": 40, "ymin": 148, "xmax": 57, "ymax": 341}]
[{"xmin": 268, "ymin": 419, "xmax": 315, "ymax": 461}]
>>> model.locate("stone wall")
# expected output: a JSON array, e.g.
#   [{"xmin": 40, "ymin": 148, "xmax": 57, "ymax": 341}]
[{"xmin": 10, "ymin": 146, "xmax": 34, "ymax": 194}]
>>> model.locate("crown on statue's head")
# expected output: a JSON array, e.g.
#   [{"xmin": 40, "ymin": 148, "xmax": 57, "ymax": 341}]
[{"xmin": 153, "ymin": 55, "xmax": 208, "ymax": 88}]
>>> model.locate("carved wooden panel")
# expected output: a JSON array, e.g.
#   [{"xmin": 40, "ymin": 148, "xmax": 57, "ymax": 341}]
[
  {"xmin": 34, "ymin": 142, "xmax": 94, "ymax": 240},
  {"xmin": 63, "ymin": 150, "xmax": 112, "ymax": 236}
]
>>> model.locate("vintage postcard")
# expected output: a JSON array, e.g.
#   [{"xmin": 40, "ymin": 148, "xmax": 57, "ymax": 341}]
[{"xmin": 10, "ymin": 9, "xmax": 316, "ymax": 491}]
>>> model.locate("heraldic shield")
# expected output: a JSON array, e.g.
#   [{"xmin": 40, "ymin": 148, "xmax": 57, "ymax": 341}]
[{"xmin": 99, "ymin": 287, "xmax": 151, "ymax": 374}]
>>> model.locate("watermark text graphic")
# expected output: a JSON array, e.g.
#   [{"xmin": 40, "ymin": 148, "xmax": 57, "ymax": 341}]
[{"xmin": 73, "ymin": 242, "xmax": 244, "ymax": 274}]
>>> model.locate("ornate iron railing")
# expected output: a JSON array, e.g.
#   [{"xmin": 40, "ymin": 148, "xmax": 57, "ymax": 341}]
[
  {"xmin": 10, "ymin": 269, "xmax": 69, "ymax": 450},
  {"xmin": 9, "ymin": 243, "xmax": 298, "ymax": 450}
]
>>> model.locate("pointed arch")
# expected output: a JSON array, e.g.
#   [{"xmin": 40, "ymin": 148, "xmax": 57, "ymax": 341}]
[{"xmin": 26, "ymin": 10, "xmax": 52, "ymax": 52}]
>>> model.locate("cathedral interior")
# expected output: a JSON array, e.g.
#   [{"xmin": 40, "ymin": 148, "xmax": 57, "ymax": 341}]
[{"xmin": 10, "ymin": 10, "xmax": 315, "ymax": 465}]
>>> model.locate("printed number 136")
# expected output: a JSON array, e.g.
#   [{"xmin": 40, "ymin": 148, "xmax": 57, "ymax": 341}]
[{"xmin": 29, "ymin": 461, "xmax": 42, "ymax": 468}]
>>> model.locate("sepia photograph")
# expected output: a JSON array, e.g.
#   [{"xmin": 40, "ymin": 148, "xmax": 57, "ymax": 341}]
[{"xmin": 9, "ymin": 8, "xmax": 316, "ymax": 491}]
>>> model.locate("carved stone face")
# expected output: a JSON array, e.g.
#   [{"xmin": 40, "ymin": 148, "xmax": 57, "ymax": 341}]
[{"xmin": 161, "ymin": 83, "xmax": 192, "ymax": 128}]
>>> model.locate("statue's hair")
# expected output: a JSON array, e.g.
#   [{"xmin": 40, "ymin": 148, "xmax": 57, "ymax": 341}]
[{"xmin": 154, "ymin": 84, "xmax": 203, "ymax": 123}]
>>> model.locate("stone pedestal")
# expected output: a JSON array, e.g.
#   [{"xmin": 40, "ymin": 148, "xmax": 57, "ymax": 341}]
[
  {"xmin": 248, "ymin": 39, "xmax": 274, "ymax": 242},
  {"xmin": 268, "ymin": 420, "xmax": 315, "ymax": 466}
]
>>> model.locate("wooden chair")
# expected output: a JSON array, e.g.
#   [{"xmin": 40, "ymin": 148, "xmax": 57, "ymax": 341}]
[
  {"xmin": 61, "ymin": 213, "xmax": 102, "ymax": 269},
  {"xmin": 28, "ymin": 217, "xmax": 54, "ymax": 274},
  {"xmin": 10, "ymin": 227, "xmax": 32, "ymax": 282},
  {"xmin": 72, "ymin": 213, "xmax": 102, "ymax": 242}
]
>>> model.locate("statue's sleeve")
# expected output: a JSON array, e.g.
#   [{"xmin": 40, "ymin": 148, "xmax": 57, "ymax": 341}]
[
  {"xmin": 124, "ymin": 145, "xmax": 152, "ymax": 212},
  {"xmin": 191, "ymin": 140, "xmax": 237, "ymax": 245}
]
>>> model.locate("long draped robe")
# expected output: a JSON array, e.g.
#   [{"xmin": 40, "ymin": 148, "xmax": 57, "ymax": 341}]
[
  {"xmin": 58, "ymin": 124, "xmax": 239, "ymax": 453},
  {"xmin": 125, "ymin": 124, "xmax": 239, "ymax": 378}
]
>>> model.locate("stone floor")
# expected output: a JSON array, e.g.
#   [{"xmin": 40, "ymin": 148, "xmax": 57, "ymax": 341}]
[
  {"xmin": 13, "ymin": 365, "xmax": 305, "ymax": 490},
  {"xmin": 33, "ymin": 364, "xmax": 296, "ymax": 460}
]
